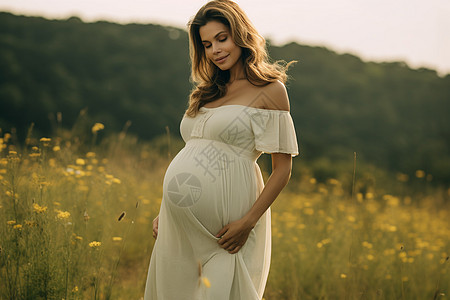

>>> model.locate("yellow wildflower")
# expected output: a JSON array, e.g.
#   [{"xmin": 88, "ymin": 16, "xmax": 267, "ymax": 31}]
[
  {"xmin": 362, "ymin": 241, "xmax": 373, "ymax": 249},
  {"xmin": 33, "ymin": 203, "xmax": 48, "ymax": 213},
  {"xmin": 347, "ymin": 215, "xmax": 356, "ymax": 222},
  {"xmin": 327, "ymin": 178, "xmax": 339, "ymax": 185},
  {"xmin": 297, "ymin": 223, "xmax": 306, "ymax": 230},
  {"xmin": 25, "ymin": 220, "xmax": 36, "ymax": 227},
  {"xmin": 7, "ymin": 220, "xmax": 16, "ymax": 225},
  {"xmin": 56, "ymin": 210, "xmax": 71, "ymax": 220},
  {"xmin": 5, "ymin": 191, "xmax": 18, "ymax": 198},
  {"xmin": 86, "ymin": 152, "xmax": 96, "ymax": 158},
  {"xmin": 76, "ymin": 158, "xmax": 85, "ymax": 166},
  {"xmin": 112, "ymin": 237, "xmax": 123, "ymax": 241},
  {"xmin": 415, "ymin": 170, "xmax": 425, "ymax": 178},
  {"xmin": 89, "ymin": 241, "xmax": 102, "ymax": 248},
  {"xmin": 40, "ymin": 137, "xmax": 51, "ymax": 142},
  {"xmin": 72, "ymin": 286, "xmax": 79, "ymax": 292},
  {"xmin": 340, "ymin": 273, "xmax": 347, "ymax": 279},
  {"xmin": 356, "ymin": 193, "xmax": 363, "ymax": 202},
  {"xmin": 387, "ymin": 225, "xmax": 397, "ymax": 232},
  {"xmin": 440, "ymin": 255, "xmax": 449, "ymax": 264},
  {"xmin": 112, "ymin": 178, "xmax": 121, "ymax": 184},
  {"xmin": 92, "ymin": 123, "xmax": 105, "ymax": 133},
  {"xmin": 53, "ymin": 146, "xmax": 60, "ymax": 152},
  {"xmin": 383, "ymin": 194, "xmax": 399, "ymax": 207},
  {"xmin": 13, "ymin": 224, "xmax": 22, "ymax": 230},
  {"xmin": 321, "ymin": 238, "xmax": 332, "ymax": 245}
]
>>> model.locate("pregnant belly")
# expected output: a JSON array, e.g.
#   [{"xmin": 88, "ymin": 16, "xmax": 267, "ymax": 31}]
[{"xmin": 162, "ymin": 144, "xmax": 259, "ymax": 234}]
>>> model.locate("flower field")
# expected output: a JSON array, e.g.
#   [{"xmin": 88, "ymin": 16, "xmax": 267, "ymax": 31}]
[{"xmin": 0, "ymin": 125, "xmax": 448, "ymax": 299}]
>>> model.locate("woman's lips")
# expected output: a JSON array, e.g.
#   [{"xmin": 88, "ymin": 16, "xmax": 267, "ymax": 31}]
[{"xmin": 215, "ymin": 54, "xmax": 229, "ymax": 64}]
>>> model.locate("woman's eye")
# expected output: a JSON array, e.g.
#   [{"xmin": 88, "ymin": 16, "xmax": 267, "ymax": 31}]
[{"xmin": 203, "ymin": 37, "xmax": 226, "ymax": 48}]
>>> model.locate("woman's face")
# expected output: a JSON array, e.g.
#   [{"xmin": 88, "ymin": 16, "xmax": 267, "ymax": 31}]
[{"xmin": 199, "ymin": 20, "xmax": 242, "ymax": 71}]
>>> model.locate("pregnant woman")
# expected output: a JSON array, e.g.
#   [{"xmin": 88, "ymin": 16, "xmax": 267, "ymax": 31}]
[{"xmin": 144, "ymin": 1, "xmax": 299, "ymax": 299}]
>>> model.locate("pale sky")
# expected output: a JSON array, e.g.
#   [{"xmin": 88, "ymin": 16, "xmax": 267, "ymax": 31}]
[{"xmin": 1, "ymin": 0, "xmax": 449, "ymax": 76}]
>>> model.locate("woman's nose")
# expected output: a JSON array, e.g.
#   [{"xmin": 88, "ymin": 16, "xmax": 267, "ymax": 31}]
[{"xmin": 212, "ymin": 43, "xmax": 221, "ymax": 54}]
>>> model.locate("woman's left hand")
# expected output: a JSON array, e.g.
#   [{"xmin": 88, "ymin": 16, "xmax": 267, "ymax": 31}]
[{"xmin": 215, "ymin": 218, "xmax": 254, "ymax": 254}]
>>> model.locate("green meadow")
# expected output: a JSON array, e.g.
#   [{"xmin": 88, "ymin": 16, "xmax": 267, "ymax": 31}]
[{"xmin": 0, "ymin": 121, "xmax": 448, "ymax": 300}]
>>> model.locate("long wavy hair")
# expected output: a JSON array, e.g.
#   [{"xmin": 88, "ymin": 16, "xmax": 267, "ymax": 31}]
[{"xmin": 185, "ymin": 0, "xmax": 295, "ymax": 117}]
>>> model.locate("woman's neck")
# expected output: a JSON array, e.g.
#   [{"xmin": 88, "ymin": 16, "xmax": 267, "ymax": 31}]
[{"xmin": 228, "ymin": 59, "xmax": 246, "ymax": 84}]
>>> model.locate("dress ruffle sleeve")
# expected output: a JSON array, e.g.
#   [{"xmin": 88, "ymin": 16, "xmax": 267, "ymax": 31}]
[{"xmin": 250, "ymin": 109, "xmax": 299, "ymax": 157}]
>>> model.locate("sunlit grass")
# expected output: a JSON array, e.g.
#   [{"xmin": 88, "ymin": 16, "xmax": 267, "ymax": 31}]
[
  {"xmin": 267, "ymin": 179, "xmax": 449, "ymax": 299},
  {"xmin": 0, "ymin": 122, "xmax": 164, "ymax": 299},
  {"xmin": 0, "ymin": 118, "xmax": 448, "ymax": 299}
]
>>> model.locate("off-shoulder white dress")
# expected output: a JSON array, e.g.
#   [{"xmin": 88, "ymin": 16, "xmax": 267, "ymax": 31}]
[{"xmin": 144, "ymin": 104, "xmax": 299, "ymax": 300}]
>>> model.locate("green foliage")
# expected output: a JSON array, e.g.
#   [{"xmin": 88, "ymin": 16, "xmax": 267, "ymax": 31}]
[{"xmin": 0, "ymin": 12, "xmax": 449, "ymax": 184}]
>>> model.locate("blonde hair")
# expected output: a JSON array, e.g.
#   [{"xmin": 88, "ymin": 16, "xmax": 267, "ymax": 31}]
[{"xmin": 185, "ymin": 0, "xmax": 295, "ymax": 117}]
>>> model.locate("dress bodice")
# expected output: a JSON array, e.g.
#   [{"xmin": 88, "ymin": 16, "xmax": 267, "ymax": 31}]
[{"xmin": 180, "ymin": 105, "xmax": 299, "ymax": 158}]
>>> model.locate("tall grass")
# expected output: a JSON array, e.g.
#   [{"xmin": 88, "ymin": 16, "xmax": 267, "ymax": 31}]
[
  {"xmin": 0, "ymin": 115, "xmax": 448, "ymax": 299},
  {"xmin": 0, "ymin": 119, "xmax": 165, "ymax": 299}
]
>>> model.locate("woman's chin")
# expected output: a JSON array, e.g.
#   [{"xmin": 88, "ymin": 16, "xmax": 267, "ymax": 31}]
[{"xmin": 216, "ymin": 65, "xmax": 230, "ymax": 71}]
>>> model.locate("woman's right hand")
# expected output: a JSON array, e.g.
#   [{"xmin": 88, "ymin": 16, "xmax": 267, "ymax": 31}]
[{"xmin": 152, "ymin": 215, "xmax": 159, "ymax": 239}]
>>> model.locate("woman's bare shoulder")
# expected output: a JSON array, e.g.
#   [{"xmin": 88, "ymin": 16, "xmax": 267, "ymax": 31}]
[{"xmin": 258, "ymin": 80, "xmax": 290, "ymax": 111}]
